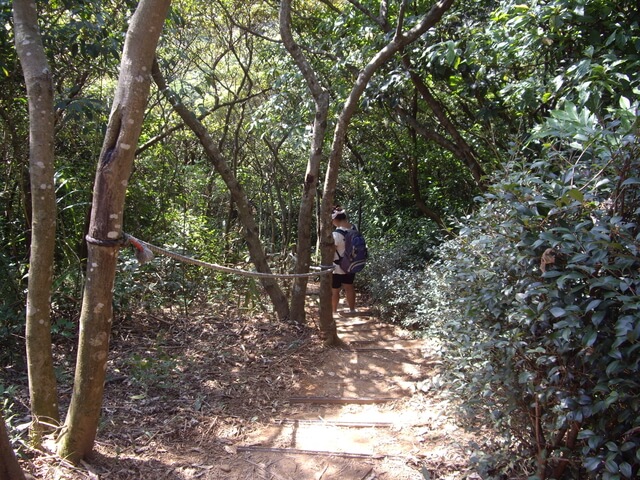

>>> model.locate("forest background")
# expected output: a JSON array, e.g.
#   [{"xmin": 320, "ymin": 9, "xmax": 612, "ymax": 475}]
[{"xmin": 1, "ymin": 0, "xmax": 639, "ymax": 478}]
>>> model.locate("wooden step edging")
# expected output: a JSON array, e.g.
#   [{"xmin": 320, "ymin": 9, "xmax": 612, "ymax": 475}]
[
  {"xmin": 289, "ymin": 396, "xmax": 399, "ymax": 405},
  {"xmin": 274, "ymin": 418, "xmax": 395, "ymax": 428},
  {"xmin": 236, "ymin": 445, "xmax": 385, "ymax": 459}
]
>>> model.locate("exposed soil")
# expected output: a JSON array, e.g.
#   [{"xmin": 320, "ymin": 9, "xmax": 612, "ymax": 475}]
[{"xmin": 9, "ymin": 289, "xmax": 490, "ymax": 479}]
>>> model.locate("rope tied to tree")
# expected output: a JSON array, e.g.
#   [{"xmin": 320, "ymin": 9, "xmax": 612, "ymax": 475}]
[{"xmin": 111, "ymin": 233, "xmax": 335, "ymax": 279}]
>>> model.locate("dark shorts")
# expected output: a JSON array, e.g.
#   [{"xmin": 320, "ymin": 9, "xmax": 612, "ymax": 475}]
[{"xmin": 332, "ymin": 272, "xmax": 355, "ymax": 289}]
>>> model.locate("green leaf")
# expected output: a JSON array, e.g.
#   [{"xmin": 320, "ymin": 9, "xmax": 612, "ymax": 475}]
[
  {"xmin": 588, "ymin": 435, "xmax": 603, "ymax": 450},
  {"xmin": 584, "ymin": 457, "xmax": 601, "ymax": 471},
  {"xmin": 578, "ymin": 429, "xmax": 595, "ymax": 439},
  {"xmin": 583, "ymin": 329, "xmax": 598, "ymax": 347},
  {"xmin": 604, "ymin": 458, "xmax": 619, "ymax": 473},
  {"xmin": 606, "ymin": 360, "xmax": 620, "ymax": 376},
  {"xmin": 619, "ymin": 96, "xmax": 631, "ymax": 109},
  {"xmin": 606, "ymin": 442, "xmax": 619, "ymax": 452},
  {"xmin": 518, "ymin": 371, "xmax": 533, "ymax": 383},
  {"xmin": 586, "ymin": 299, "xmax": 601, "ymax": 311},
  {"xmin": 592, "ymin": 310, "xmax": 606, "ymax": 326},
  {"xmin": 567, "ymin": 188, "xmax": 584, "ymax": 202},
  {"xmin": 619, "ymin": 462, "xmax": 632, "ymax": 478}
]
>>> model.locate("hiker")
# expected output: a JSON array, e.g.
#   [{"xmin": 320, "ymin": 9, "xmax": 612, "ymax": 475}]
[{"xmin": 331, "ymin": 206, "xmax": 357, "ymax": 315}]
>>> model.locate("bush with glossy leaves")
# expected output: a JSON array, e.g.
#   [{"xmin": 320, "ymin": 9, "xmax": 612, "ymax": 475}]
[
  {"xmin": 370, "ymin": 105, "xmax": 639, "ymax": 478},
  {"xmin": 459, "ymin": 141, "xmax": 636, "ymax": 477}
]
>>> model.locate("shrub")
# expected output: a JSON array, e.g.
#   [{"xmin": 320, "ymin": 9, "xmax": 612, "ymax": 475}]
[
  {"xmin": 423, "ymin": 112, "xmax": 640, "ymax": 479},
  {"xmin": 361, "ymin": 237, "xmax": 438, "ymax": 328},
  {"xmin": 370, "ymin": 105, "xmax": 640, "ymax": 478}
]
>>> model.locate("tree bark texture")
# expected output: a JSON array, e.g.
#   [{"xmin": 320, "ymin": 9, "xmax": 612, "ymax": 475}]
[
  {"xmin": 56, "ymin": 0, "xmax": 171, "ymax": 464},
  {"xmin": 151, "ymin": 59, "xmax": 291, "ymax": 322},
  {"xmin": 0, "ymin": 411, "xmax": 26, "ymax": 480},
  {"xmin": 13, "ymin": 0, "xmax": 60, "ymax": 440},
  {"xmin": 319, "ymin": 0, "xmax": 455, "ymax": 344},
  {"xmin": 280, "ymin": 0, "xmax": 331, "ymax": 325}
]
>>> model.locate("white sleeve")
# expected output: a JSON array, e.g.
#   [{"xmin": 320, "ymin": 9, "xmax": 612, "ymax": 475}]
[
  {"xmin": 333, "ymin": 230, "xmax": 346, "ymax": 257},
  {"xmin": 332, "ymin": 230, "xmax": 346, "ymax": 274}
]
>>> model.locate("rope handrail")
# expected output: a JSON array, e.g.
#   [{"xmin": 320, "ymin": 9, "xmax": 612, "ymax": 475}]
[{"xmin": 120, "ymin": 233, "xmax": 334, "ymax": 279}]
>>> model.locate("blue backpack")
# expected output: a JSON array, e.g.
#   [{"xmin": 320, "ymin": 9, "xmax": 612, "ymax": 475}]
[{"xmin": 336, "ymin": 227, "xmax": 368, "ymax": 273}]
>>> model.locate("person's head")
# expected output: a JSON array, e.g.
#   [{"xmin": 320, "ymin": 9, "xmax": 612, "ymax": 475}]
[{"xmin": 331, "ymin": 205, "xmax": 347, "ymax": 223}]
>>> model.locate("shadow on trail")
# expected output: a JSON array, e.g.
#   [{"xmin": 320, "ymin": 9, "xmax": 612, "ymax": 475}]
[{"xmin": 23, "ymin": 298, "xmax": 479, "ymax": 479}]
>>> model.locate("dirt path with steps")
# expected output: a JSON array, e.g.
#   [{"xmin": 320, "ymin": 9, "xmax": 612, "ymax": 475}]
[
  {"xmin": 231, "ymin": 312, "xmax": 477, "ymax": 480},
  {"xmin": 17, "ymin": 304, "xmax": 486, "ymax": 479}
]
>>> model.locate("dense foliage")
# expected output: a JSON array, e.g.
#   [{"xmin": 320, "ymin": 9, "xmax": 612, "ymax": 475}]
[
  {"xmin": 367, "ymin": 90, "xmax": 640, "ymax": 480},
  {"xmin": 368, "ymin": 110, "xmax": 639, "ymax": 479},
  {"xmin": 362, "ymin": 1, "xmax": 640, "ymax": 478}
]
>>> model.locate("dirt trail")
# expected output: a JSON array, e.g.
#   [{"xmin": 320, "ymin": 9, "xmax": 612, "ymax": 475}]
[
  {"xmin": 17, "ymin": 301, "xmax": 483, "ymax": 479},
  {"xmin": 230, "ymin": 312, "xmax": 475, "ymax": 480}
]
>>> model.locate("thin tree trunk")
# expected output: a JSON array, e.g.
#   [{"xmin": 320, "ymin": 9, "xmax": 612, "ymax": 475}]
[
  {"xmin": 401, "ymin": 55, "xmax": 486, "ymax": 187},
  {"xmin": 56, "ymin": 0, "xmax": 171, "ymax": 464},
  {"xmin": 406, "ymin": 96, "xmax": 451, "ymax": 234},
  {"xmin": 151, "ymin": 59, "xmax": 291, "ymax": 322},
  {"xmin": 0, "ymin": 411, "xmax": 26, "ymax": 480},
  {"xmin": 280, "ymin": 0, "xmax": 331, "ymax": 326},
  {"xmin": 407, "ymin": 151, "xmax": 449, "ymax": 232},
  {"xmin": 365, "ymin": 0, "xmax": 487, "ymax": 190},
  {"xmin": 320, "ymin": 0, "xmax": 455, "ymax": 345},
  {"xmin": 362, "ymin": 0, "xmax": 487, "ymax": 188},
  {"xmin": 13, "ymin": 0, "xmax": 60, "ymax": 442}
]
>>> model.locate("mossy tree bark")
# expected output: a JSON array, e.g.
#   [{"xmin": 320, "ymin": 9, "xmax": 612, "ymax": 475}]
[{"xmin": 56, "ymin": 0, "xmax": 171, "ymax": 464}]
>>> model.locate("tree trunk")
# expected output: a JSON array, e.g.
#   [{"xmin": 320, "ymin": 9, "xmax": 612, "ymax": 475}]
[
  {"xmin": 13, "ymin": 0, "xmax": 60, "ymax": 442},
  {"xmin": 319, "ymin": 0, "xmax": 455, "ymax": 345},
  {"xmin": 151, "ymin": 59, "xmax": 291, "ymax": 322},
  {"xmin": 56, "ymin": 0, "xmax": 171, "ymax": 464},
  {"xmin": 368, "ymin": 1, "xmax": 487, "ymax": 191},
  {"xmin": 404, "ymin": 98, "xmax": 451, "ymax": 234},
  {"xmin": 280, "ymin": 0, "xmax": 331, "ymax": 325},
  {"xmin": 401, "ymin": 55, "xmax": 487, "ymax": 188},
  {"xmin": 407, "ymin": 147, "xmax": 449, "ymax": 232},
  {"xmin": 0, "ymin": 411, "xmax": 25, "ymax": 480}
]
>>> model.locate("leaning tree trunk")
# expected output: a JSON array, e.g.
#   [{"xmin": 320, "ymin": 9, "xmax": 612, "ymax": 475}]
[
  {"xmin": 13, "ymin": 0, "xmax": 60, "ymax": 442},
  {"xmin": 0, "ymin": 411, "xmax": 26, "ymax": 480},
  {"xmin": 56, "ymin": 0, "xmax": 171, "ymax": 464},
  {"xmin": 280, "ymin": 0, "xmax": 331, "ymax": 324},
  {"xmin": 151, "ymin": 59, "xmax": 291, "ymax": 322},
  {"xmin": 401, "ymin": 55, "xmax": 486, "ymax": 188},
  {"xmin": 319, "ymin": 0, "xmax": 455, "ymax": 345}
]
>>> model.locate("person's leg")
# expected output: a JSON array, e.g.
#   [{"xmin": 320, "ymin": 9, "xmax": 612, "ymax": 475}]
[
  {"xmin": 343, "ymin": 283, "xmax": 356, "ymax": 311},
  {"xmin": 331, "ymin": 274, "xmax": 342, "ymax": 313},
  {"xmin": 332, "ymin": 287, "xmax": 341, "ymax": 313}
]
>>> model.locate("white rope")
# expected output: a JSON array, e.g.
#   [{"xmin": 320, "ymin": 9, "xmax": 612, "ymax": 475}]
[{"xmin": 123, "ymin": 233, "xmax": 334, "ymax": 279}]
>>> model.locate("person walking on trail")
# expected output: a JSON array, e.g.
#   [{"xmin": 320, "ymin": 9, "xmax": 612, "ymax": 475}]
[{"xmin": 331, "ymin": 206, "xmax": 357, "ymax": 316}]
